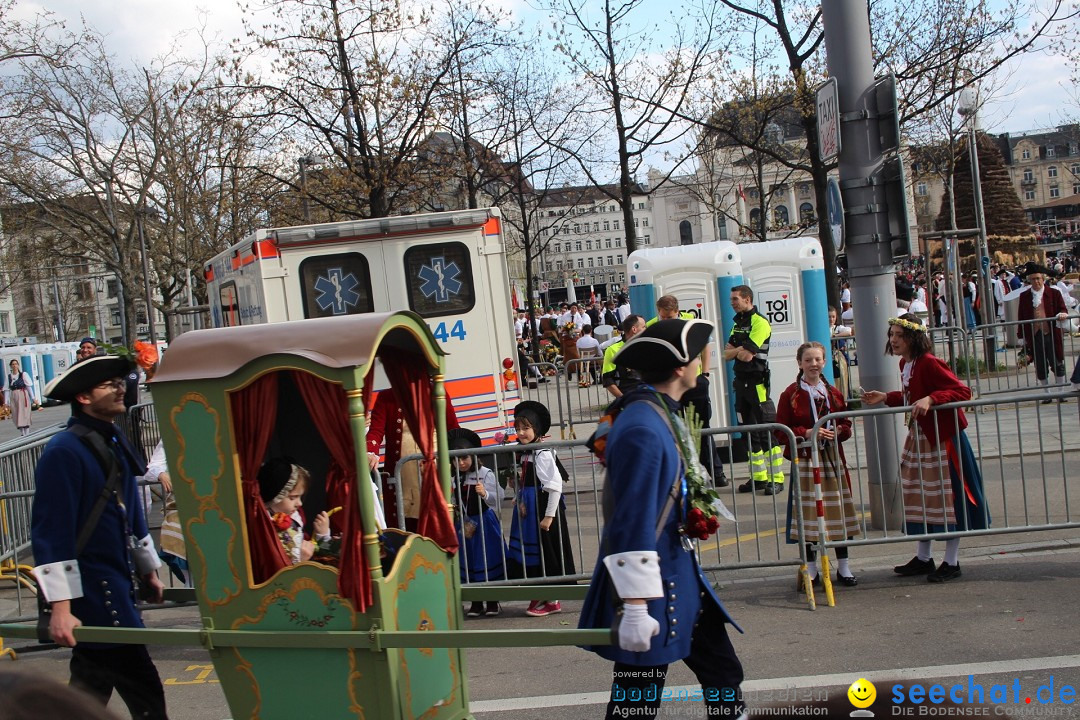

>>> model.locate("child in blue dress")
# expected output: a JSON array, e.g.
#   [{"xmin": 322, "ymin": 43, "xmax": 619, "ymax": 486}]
[
  {"xmin": 448, "ymin": 428, "xmax": 506, "ymax": 616},
  {"xmin": 507, "ymin": 400, "xmax": 575, "ymax": 617}
]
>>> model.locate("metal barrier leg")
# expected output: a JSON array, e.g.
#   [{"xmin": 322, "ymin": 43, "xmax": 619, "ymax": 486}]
[
  {"xmin": 0, "ymin": 636, "xmax": 15, "ymax": 660},
  {"xmin": 0, "ymin": 559, "xmax": 36, "ymax": 592}
]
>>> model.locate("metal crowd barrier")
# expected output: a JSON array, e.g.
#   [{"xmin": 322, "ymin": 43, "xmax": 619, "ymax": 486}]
[
  {"xmin": 397, "ymin": 422, "xmax": 811, "ymax": 596},
  {"xmin": 0, "ymin": 400, "xmax": 168, "ymax": 622},
  {"xmin": 832, "ymin": 315, "xmax": 1080, "ymax": 402}
]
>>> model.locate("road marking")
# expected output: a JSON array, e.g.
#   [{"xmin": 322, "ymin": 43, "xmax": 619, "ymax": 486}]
[
  {"xmin": 469, "ymin": 654, "xmax": 1080, "ymax": 712},
  {"xmin": 713, "ymin": 512, "xmax": 869, "ymax": 548},
  {"xmin": 164, "ymin": 664, "xmax": 219, "ymax": 685}
]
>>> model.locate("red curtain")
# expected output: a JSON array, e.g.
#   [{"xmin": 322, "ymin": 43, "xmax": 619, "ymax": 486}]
[
  {"xmin": 230, "ymin": 373, "xmax": 289, "ymax": 583},
  {"xmin": 291, "ymin": 371, "xmax": 372, "ymax": 612},
  {"xmin": 380, "ymin": 349, "xmax": 459, "ymax": 554}
]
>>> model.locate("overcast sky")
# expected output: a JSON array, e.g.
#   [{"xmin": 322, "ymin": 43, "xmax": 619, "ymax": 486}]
[{"xmin": 17, "ymin": 0, "xmax": 1077, "ymax": 138}]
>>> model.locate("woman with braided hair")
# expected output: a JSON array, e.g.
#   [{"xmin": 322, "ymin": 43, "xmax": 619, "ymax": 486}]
[{"xmin": 862, "ymin": 314, "xmax": 990, "ymax": 583}]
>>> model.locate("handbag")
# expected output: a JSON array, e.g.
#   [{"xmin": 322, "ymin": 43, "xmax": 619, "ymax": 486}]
[{"xmin": 36, "ymin": 425, "xmax": 123, "ymax": 643}]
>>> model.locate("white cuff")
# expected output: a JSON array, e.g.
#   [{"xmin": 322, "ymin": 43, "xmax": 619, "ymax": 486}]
[
  {"xmin": 603, "ymin": 551, "xmax": 663, "ymax": 599},
  {"xmin": 34, "ymin": 560, "xmax": 83, "ymax": 603},
  {"xmin": 544, "ymin": 490, "xmax": 561, "ymax": 518},
  {"xmin": 132, "ymin": 533, "xmax": 163, "ymax": 574}
]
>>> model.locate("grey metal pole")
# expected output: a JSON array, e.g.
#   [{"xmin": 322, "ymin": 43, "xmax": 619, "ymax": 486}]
[
  {"xmin": 136, "ymin": 210, "xmax": 157, "ymax": 348},
  {"xmin": 299, "ymin": 157, "xmax": 311, "ymax": 223},
  {"xmin": 967, "ymin": 118, "xmax": 998, "ymax": 366},
  {"xmin": 821, "ymin": 0, "xmax": 904, "ymax": 530}
]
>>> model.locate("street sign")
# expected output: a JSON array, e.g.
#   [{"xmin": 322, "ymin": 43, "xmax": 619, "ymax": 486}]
[
  {"xmin": 816, "ymin": 78, "xmax": 841, "ymax": 162},
  {"xmin": 826, "ymin": 176, "xmax": 845, "ymax": 252}
]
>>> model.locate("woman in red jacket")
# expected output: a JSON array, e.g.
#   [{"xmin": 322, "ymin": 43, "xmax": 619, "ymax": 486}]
[
  {"xmin": 862, "ymin": 315, "xmax": 990, "ymax": 583},
  {"xmin": 776, "ymin": 342, "xmax": 861, "ymax": 587}
]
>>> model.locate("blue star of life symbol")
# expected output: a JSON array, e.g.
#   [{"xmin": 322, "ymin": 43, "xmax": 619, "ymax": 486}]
[
  {"xmin": 417, "ymin": 256, "xmax": 463, "ymax": 303},
  {"xmin": 313, "ymin": 268, "xmax": 361, "ymax": 315}
]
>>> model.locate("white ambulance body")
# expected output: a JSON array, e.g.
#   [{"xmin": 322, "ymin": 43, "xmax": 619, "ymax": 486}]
[{"xmin": 204, "ymin": 208, "xmax": 519, "ymax": 441}]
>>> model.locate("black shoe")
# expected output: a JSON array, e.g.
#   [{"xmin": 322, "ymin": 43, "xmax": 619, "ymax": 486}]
[
  {"xmin": 466, "ymin": 602, "xmax": 484, "ymax": 618},
  {"xmin": 715, "ymin": 472, "xmax": 729, "ymax": 488},
  {"xmin": 894, "ymin": 556, "xmax": 936, "ymax": 576},
  {"xmin": 1041, "ymin": 398, "xmax": 1054, "ymax": 405},
  {"xmin": 484, "ymin": 601, "xmax": 501, "ymax": 616},
  {"xmin": 760, "ymin": 483, "xmax": 782, "ymax": 496},
  {"xmin": 927, "ymin": 561, "xmax": 962, "ymax": 583},
  {"xmin": 836, "ymin": 573, "xmax": 858, "ymax": 587},
  {"xmin": 737, "ymin": 479, "xmax": 755, "ymax": 493}
]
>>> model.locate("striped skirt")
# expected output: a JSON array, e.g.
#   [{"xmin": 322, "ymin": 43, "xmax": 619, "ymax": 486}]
[
  {"xmin": 787, "ymin": 443, "xmax": 861, "ymax": 544},
  {"xmin": 900, "ymin": 430, "xmax": 990, "ymax": 535}
]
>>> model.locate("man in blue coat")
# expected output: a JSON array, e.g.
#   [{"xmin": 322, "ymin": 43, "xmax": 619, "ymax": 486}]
[
  {"xmin": 32, "ymin": 354, "xmax": 168, "ymax": 719},
  {"xmin": 579, "ymin": 318, "xmax": 745, "ymax": 719}
]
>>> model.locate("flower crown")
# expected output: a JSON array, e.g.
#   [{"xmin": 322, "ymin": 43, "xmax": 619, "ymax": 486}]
[{"xmin": 888, "ymin": 316, "xmax": 926, "ymax": 333}]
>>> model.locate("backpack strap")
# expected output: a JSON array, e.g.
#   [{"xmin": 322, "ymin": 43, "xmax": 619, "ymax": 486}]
[{"xmin": 67, "ymin": 424, "xmax": 123, "ymax": 556}]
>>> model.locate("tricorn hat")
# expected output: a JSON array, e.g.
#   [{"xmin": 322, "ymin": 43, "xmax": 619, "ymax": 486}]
[
  {"xmin": 513, "ymin": 400, "xmax": 551, "ymax": 436},
  {"xmin": 1022, "ymin": 261, "xmax": 1055, "ymax": 278},
  {"xmin": 613, "ymin": 318, "xmax": 714, "ymax": 374},
  {"xmin": 43, "ymin": 355, "xmax": 133, "ymax": 402}
]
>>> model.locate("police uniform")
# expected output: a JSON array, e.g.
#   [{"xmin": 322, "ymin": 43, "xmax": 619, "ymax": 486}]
[{"xmin": 729, "ymin": 305, "xmax": 785, "ymax": 492}]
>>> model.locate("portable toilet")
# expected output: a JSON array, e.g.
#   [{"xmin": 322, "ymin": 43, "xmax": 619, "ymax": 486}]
[
  {"xmin": 626, "ymin": 241, "xmax": 742, "ymax": 429},
  {"xmin": 627, "ymin": 236, "xmax": 830, "ymax": 431}
]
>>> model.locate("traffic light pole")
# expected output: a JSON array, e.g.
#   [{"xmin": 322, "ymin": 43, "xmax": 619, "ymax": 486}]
[{"xmin": 821, "ymin": 0, "xmax": 904, "ymax": 530}]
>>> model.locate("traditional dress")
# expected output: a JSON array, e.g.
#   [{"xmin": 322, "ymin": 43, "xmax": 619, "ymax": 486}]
[
  {"xmin": 454, "ymin": 465, "xmax": 506, "ymax": 583},
  {"xmin": 506, "ymin": 447, "xmax": 575, "ymax": 579},
  {"xmin": 1017, "ymin": 285, "xmax": 1069, "ymax": 381},
  {"xmin": 885, "ymin": 354, "xmax": 990, "ymax": 534},
  {"xmin": 775, "ymin": 378, "xmax": 861, "ymax": 544},
  {"xmin": 7, "ymin": 369, "xmax": 34, "ymax": 431}
]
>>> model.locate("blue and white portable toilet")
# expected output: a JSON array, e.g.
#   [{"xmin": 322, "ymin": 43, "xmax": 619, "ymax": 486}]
[
  {"xmin": 627, "ymin": 236, "xmax": 830, "ymax": 430},
  {"xmin": 626, "ymin": 241, "xmax": 742, "ymax": 429}
]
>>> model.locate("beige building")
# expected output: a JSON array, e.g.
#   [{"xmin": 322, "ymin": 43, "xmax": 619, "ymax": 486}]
[{"xmin": 994, "ymin": 125, "xmax": 1080, "ymax": 234}]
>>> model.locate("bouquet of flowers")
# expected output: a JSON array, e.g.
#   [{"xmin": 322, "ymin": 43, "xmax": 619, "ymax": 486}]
[{"xmin": 670, "ymin": 404, "xmax": 722, "ymax": 544}]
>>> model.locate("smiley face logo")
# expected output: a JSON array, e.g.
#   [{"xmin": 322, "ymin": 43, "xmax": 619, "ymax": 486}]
[{"xmin": 848, "ymin": 678, "xmax": 876, "ymax": 709}]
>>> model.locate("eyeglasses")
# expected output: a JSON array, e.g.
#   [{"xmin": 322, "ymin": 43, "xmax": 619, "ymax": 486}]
[{"xmin": 94, "ymin": 378, "xmax": 126, "ymax": 392}]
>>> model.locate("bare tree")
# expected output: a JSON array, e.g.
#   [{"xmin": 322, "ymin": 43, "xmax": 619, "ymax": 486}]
[
  {"xmin": 236, "ymin": 0, "xmax": 468, "ymax": 219},
  {"xmin": 546, "ymin": 0, "xmax": 726, "ymax": 255}
]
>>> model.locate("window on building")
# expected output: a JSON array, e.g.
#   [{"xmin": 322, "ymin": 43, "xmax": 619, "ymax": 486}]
[
  {"xmin": 1050, "ymin": 186, "xmax": 1061, "ymax": 198},
  {"xmin": 799, "ymin": 183, "xmax": 811, "ymax": 197},
  {"xmin": 1073, "ymin": 183, "xmax": 1080, "ymax": 195},
  {"xmin": 617, "ymin": 254, "xmax": 623, "ymax": 264},
  {"xmin": 603, "ymin": 221, "xmax": 610, "ymax": 231},
  {"xmin": 1022, "ymin": 148, "xmax": 1031, "ymax": 160},
  {"xmin": 607, "ymin": 255, "xmax": 613, "ymax": 265},
  {"xmin": 587, "ymin": 258, "xmax": 594, "ymax": 268},
  {"xmin": 586, "ymin": 239, "xmax": 593, "ymax": 250},
  {"xmin": 575, "ymin": 240, "xmax": 582, "ymax": 251},
  {"xmin": 605, "ymin": 238, "xmax": 612, "ymax": 248},
  {"xmin": 613, "ymin": 220, "xmax": 620, "ymax": 230},
  {"xmin": 553, "ymin": 242, "xmax": 560, "ymax": 253},
  {"xmin": 748, "ymin": 188, "xmax": 759, "ymax": 200},
  {"xmin": 1025, "ymin": 189, "xmax": 1036, "ymax": 201},
  {"xmin": 643, "ymin": 235, "xmax": 650, "ymax": 245},
  {"xmin": 573, "ymin": 223, "xmax": 580, "ymax": 234},
  {"xmin": 775, "ymin": 205, "xmax": 789, "ymax": 226},
  {"xmin": 638, "ymin": 202, "xmax": 645, "ymax": 210},
  {"xmin": 1072, "ymin": 163, "xmax": 1080, "ymax": 176},
  {"xmin": 593, "ymin": 222, "xmax": 599, "ymax": 232},
  {"xmin": 642, "ymin": 217, "xmax": 649, "ymax": 227},
  {"xmin": 679, "ymin": 220, "xmax": 693, "ymax": 245},
  {"xmin": 1023, "ymin": 168, "xmax": 1034, "ymax": 182},
  {"xmin": 634, "ymin": 218, "xmax": 640, "ymax": 227},
  {"xmin": 619, "ymin": 272, "xmax": 625, "ymax": 282},
  {"xmin": 561, "ymin": 226, "xmax": 569, "ymax": 235},
  {"xmin": 1071, "ymin": 143, "xmax": 1079, "ymax": 156},
  {"xmin": 916, "ymin": 182, "xmax": 928, "ymax": 196},
  {"xmin": 750, "ymin": 208, "xmax": 762, "ymax": 230},
  {"xmin": 0, "ymin": 312, "xmax": 8, "ymax": 333},
  {"xmin": 556, "ymin": 260, "xmax": 564, "ymax": 270},
  {"xmin": 577, "ymin": 258, "xmax": 584, "ymax": 269},
  {"xmin": 1049, "ymin": 166, "xmax": 1058, "ymax": 178},
  {"xmin": 545, "ymin": 262, "xmax": 553, "ymax": 272},
  {"xmin": 616, "ymin": 238, "xmax": 622, "ymax": 247},
  {"xmin": 799, "ymin": 203, "xmax": 815, "ymax": 225}
]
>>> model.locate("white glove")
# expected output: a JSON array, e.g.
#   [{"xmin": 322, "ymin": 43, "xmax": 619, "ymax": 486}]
[{"xmin": 618, "ymin": 603, "xmax": 660, "ymax": 652}]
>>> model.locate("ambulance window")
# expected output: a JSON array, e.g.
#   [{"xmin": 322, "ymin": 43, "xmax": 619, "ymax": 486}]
[
  {"xmin": 404, "ymin": 242, "xmax": 475, "ymax": 318},
  {"xmin": 219, "ymin": 283, "xmax": 242, "ymax": 327},
  {"xmin": 299, "ymin": 253, "xmax": 375, "ymax": 319}
]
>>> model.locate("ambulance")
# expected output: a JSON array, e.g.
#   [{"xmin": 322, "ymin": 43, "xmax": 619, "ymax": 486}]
[{"xmin": 204, "ymin": 208, "xmax": 519, "ymax": 441}]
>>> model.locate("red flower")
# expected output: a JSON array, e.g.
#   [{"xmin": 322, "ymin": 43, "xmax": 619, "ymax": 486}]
[
  {"xmin": 272, "ymin": 512, "xmax": 292, "ymax": 531},
  {"xmin": 688, "ymin": 508, "xmax": 704, "ymax": 521},
  {"xmin": 706, "ymin": 516, "xmax": 720, "ymax": 533}
]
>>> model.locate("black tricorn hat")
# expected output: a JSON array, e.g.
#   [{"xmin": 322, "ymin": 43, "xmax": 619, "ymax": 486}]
[
  {"xmin": 43, "ymin": 355, "xmax": 134, "ymax": 402},
  {"xmin": 1022, "ymin": 261, "xmax": 1055, "ymax": 278},
  {"xmin": 895, "ymin": 278, "xmax": 915, "ymax": 303},
  {"xmin": 513, "ymin": 400, "xmax": 551, "ymax": 436},
  {"xmin": 613, "ymin": 318, "xmax": 714, "ymax": 373}
]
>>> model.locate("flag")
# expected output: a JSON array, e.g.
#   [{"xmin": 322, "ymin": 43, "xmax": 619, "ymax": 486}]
[
  {"xmin": 589, "ymin": 286, "xmax": 596, "ymax": 305},
  {"xmin": 737, "ymin": 184, "xmax": 747, "ymax": 202},
  {"xmin": 510, "ymin": 282, "xmax": 520, "ymax": 310}
]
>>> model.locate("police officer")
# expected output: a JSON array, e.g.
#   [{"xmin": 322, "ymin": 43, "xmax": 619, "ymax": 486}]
[{"xmin": 725, "ymin": 285, "xmax": 784, "ymax": 495}]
